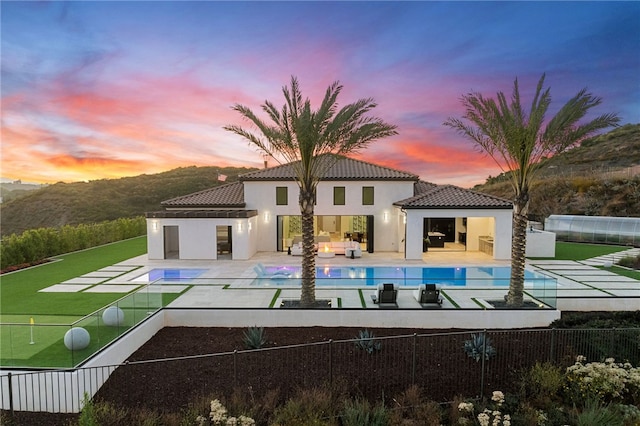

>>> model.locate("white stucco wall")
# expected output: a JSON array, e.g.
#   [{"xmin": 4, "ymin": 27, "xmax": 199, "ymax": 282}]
[
  {"xmin": 146, "ymin": 217, "xmax": 256, "ymax": 260},
  {"xmin": 525, "ymin": 229, "xmax": 556, "ymax": 257},
  {"xmin": 147, "ymin": 178, "xmax": 512, "ymax": 261},
  {"xmin": 243, "ymin": 180, "xmax": 415, "ymax": 252}
]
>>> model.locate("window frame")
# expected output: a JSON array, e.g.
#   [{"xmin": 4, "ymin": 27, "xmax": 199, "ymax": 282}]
[
  {"xmin": 362, "ymin": 186, "xmax": 374, "ymax": 205},
  {"xmin": 276, "ymin": 186, "xmax": 288, "ymax": 206},
  {"xmin": 333, "ymin": 186, "xmax": 346, "ymax": 205}
]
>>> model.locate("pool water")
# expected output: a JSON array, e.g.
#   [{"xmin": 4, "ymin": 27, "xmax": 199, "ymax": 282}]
[
  {"xmin": 258, "ymin": 266, "xmax": 551, "ymax": 288},
  {"xmin": 132, "ymin": 268, "xmax": 207, "ymax": 283}
]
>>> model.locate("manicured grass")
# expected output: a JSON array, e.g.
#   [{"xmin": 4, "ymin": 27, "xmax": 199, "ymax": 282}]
[
  {"xmin": 0, "ymin": 236, "xmax": 147, "ymax": 317},
  {"xmin": 538, "ymin": 241, "xmax": 630, "ymax": 261},
  {"xmin": 1, "ymin": 295, "xmax": 168, "ymax": 367},
  {"xmin": 606, "ymin": 265, "xmax": 640, "ymax": 280},
  {"xmin": 0, "ymin": 237, "xmax": 188, "ymax": 367}
]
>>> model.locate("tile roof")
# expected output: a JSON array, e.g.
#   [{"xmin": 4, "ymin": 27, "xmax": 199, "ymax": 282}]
[
  {"xmin": 157, "ymin": 160, "xmax": 511, "ymax": 210},
  {"xmin": 147, "ymin": 209, "xmax": 257, "ymax": 218},
  {"xmin": 395, "ymin": 184, "xmax": 512, "ymax": 209},
  {"xmin": 414, "ymin": 180, "xmax": 439, "ymax": 195},
  {"xmin": 240, "ymin": 156, "xmax": 418, "ymax": 181},
  {"xmin": 161, "ymin": 181, "xmax": 245, "ymax": 208}
]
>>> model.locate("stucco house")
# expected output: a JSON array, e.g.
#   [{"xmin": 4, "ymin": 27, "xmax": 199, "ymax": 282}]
[{"xmin": 145, "ymin": 157, "xmax": 513, "ymax": 261}]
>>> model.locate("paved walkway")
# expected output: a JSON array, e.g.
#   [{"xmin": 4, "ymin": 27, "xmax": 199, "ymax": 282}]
[
  {"xmin": 37, "ymin": 248, "xmax": 640, "ymax": 312},
  {"xmin": 526, "ymin": 247, "xmax": 640, "ymax": 310}
]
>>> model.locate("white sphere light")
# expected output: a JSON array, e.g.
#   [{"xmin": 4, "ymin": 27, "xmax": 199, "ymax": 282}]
[
  {"xmin": 102, "ymin": 306, "xmax": 125, "ymax": 326},
  {"xmin": 64, "ymin": 327, "xmax": 90, "ymax": 351}
]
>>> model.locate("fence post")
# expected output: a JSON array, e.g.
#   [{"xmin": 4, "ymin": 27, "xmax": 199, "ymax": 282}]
[
  {"xmin": 233, "ymin": 350, "xmax": 238, "ymax": 388},
  {"xmin": 8, "ymin": 372, "xmax": 14, "ymax": 417},
  {"xmin": 328, "ymin": 339, "xmax": 333, "ymax": 387},
  {"xmin": 480, "ymin": 330, "xmax": 487, "ymax": 400},
  {"xmin": 411, "ymin": 333, "xmax": 417, "ymax": 385},
  {"xmin": 550, "ymin": 328, "xmax": 556, "ymax": 363}
]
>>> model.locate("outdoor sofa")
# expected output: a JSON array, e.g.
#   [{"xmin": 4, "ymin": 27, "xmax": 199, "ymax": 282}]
[{"xmin": 290, "ymin": 240, "xmax": 362, "ymax": 257}]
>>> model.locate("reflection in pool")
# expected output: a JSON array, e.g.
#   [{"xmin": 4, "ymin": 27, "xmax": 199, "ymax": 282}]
[
  {"xmin": 132, "ymin": 268, "xmax": 207, "ymax": 283},
  {"xmin": 254, "ymin": 265, "xmax": 551, "ymax": 288}
]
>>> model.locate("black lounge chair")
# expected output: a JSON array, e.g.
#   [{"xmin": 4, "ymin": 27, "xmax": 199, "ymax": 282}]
[
  {"xmin": 414, "ymin": 283, "xmax": 443, "ymax": 307},
  {"xmin": 371, "ymin": 283, "xmax": 398, "ymax": 307}
]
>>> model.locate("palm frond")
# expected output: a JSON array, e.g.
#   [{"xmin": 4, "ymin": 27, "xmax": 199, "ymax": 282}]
[{"xmin": 444, "ymin": 74, "xmax": 619, "ymax": 199}]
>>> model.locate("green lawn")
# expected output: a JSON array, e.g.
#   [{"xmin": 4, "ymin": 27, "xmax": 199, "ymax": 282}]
[
  {"xmin": 533, "ymin": 241, "xmax": 630, "ymax": 261},
  {"xmin": 0, "ymin": 237, "xmax": 182, "ymax": 367},
  {"xmin": 606, "ymin": 265, "xmax": 640, "ymax": 280},
  {"xmin": 0, "ymin": 236, "xmax": 147, "ymax": 317}
]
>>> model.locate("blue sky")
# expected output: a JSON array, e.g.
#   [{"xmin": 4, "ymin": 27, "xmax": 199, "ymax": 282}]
[{"xmin": 2, "ymin": 1, "xmax": 638, "ymax": 187}]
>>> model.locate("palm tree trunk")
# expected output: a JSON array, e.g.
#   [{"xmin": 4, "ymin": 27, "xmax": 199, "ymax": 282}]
[
  {"xmin": 507, "ymin": 203, "xmax": 527, "ymax": 307},
  {"xmin": 300, "ymin": 194, "xmax": 316, "ymax": 307}
]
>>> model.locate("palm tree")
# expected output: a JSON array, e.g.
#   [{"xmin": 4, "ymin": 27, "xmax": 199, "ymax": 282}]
[
  {"xmin": 444, "ymin": 74, "xmax": 619, "ymax": 306},
  {"xmin": 225, "ymin": 76, "xmax": 397, "ymax": 307}
]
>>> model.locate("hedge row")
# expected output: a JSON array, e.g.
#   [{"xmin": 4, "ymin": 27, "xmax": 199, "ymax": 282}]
[{"xmin": 0, "ymin": 217, "xmax": 147, "ymax": 270}]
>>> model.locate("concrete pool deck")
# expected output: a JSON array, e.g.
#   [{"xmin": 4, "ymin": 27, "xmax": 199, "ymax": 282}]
[{"xmin": 36, "ymin": 247, "xmax": 639, "ymax": 326}]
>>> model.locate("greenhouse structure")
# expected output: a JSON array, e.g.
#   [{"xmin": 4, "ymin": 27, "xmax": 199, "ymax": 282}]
[{"xmin": 545, "ymin": 214, "xmax": 640, "ymax": 246}]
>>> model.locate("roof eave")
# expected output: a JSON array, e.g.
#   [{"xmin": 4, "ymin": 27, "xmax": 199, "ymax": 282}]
[{"xmin": 399, "ymin": 205, "xmax": 513, "ymax": 210}]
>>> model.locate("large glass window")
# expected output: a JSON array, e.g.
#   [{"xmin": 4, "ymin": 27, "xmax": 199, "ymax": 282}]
[
  {"xmin": 362, "ymin": 186, "xmax": 374, "ymax": 205},
  {"xmin": 276, "ymin": 187, "xmax": 288, "ymax": 205},
  {"xmin": 333, "ymin": 187, "xmax": 345, "ymax": 205}
]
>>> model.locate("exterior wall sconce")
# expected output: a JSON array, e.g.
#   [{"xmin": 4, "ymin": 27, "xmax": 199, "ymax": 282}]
[
  {"xmin": 248, "ymin": 221, "xmax": 252, "ymax": 231},
  {"xmin": 152, "ymin": 221, "xmax": 159, "ymax": 231},
  {"xmin": 264, "ymin": 212, "xmax": 270, "ymax": 223},
  {"xmin": 383, "ymin": 211, "xmax": 389, "ymax": 223},
  {"xmin": 237, "ymin": 222, "xmax": 243, "ymax": 232}
]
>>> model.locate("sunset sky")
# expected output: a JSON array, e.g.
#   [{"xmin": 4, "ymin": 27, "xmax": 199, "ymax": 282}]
[{"xmin": 2, "ymin": 1, "xmax": 639, "ymax": 188}]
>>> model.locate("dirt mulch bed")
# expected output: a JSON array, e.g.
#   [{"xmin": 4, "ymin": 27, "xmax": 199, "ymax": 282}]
[{"xmin": 4, "ymin": 326, "xmax": 558, "ymax": 425}]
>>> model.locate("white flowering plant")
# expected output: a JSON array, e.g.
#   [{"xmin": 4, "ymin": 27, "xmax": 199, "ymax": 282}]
[
  {"xmin": 455, "ymin": 391, "xmax": 513, "ymax": 426},
  {"xmin": 565, "ymin": 356, "xmax": 640, "ymax": 405},
  {"xmin": 195, "ymin": 399, "xmax": 255, "ymax": 426}
]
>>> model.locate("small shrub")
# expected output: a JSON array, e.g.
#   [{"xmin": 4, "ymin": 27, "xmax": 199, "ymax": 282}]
[
  {"xmin": 78, "ymin": 393, "xmax": 98, "ymax": 426},
  {"xmin": 455, "ymin": 391, "xmax": 512, "ymax": 426},
  {"xmin": 389, "ymin": 385, "xmax": 442, "ymax": 425},
  {"xmin": 354, "ymin": 329, "xmax": 382, "ymax": 354},
  {"xmin": 341, "ymin": 398, "xmax": 388, "ymax": 426},
  {"xmin": 617, "ymin": 403, "xmax": 640, "ymax": 425},
  {"xmin": 618, "ymin": 254, "xmax": 640, "ymax": 269},
  {"xmin": 243, "ymin": 326, "xmax": 267, "ymax": 349},
  {"xmin": 565, "ymin": 356, "xmax": 640, "ymax": 406},
  {"xmin": 270, "ymin": 387, "xmax": 337, "ymax": 425},
  {"xmin": 128, "ymin": 407, "xmax": 165, "ymax": 425},
  {"xmin": 269, "ymin": 387, "xmax": 342, "ymax": 426},
  {"xmin": 573, "ymin": 398, "xmax": 624, "ymax": 426},
  {"xmin": 225, "ymin": 386, "xmax": 280, "ymax": 425},
  {"xmin": 518, "ymin": 362, "xmax": 565, "ymax": 408},
  {"xmin": 200, "ymin": 399, "xmax": 256, "ymax": 426},
  {"xmin": 448, "ymin": 395, "xmax": 470, "ymax": 425},
  {"xmin": 463, "ymin": 333, "xmax": 496, "ymax": 362}
]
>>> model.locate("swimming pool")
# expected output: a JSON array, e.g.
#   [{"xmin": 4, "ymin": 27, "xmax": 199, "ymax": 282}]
[
  {"xmin": 132, "ymin": 268, "xmax": 207, "ymax": 283},
  {"xmin": 256, "ymin": 265, "xmax": 552, "ymax": 288}
]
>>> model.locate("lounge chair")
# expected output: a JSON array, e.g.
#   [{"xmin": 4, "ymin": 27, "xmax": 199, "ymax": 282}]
[
  {"xmin": 414, "ymin": 283, "xmax": 443, "ymax": 307},
  {"xmin": 371, "ymin": 283, "xmax": 398, "ymax": 307},
  {"xmin": 254, "ymin": 263, "xmax": 291, "ymax": 280}
]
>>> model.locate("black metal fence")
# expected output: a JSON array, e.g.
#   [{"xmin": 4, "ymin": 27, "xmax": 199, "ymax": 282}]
[{"xmin": 2, "ymin": 328, "xmax": 639, "ymax": 414}]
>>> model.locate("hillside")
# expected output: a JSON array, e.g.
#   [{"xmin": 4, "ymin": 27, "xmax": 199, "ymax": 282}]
[
  {"xmin": 0, "ymin": 166, "xmax": 256, "ymax": 237},
  {"xmin": 474, "ymin": 123, "xmax": 640, "ymax": 221},
  {"xmin": 0, "ymin": 181, "xmax": 46, "ymax": 203},
  {"xmin": 1, "ymin": 124, "xmax": 638, "ymax": 237}
]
